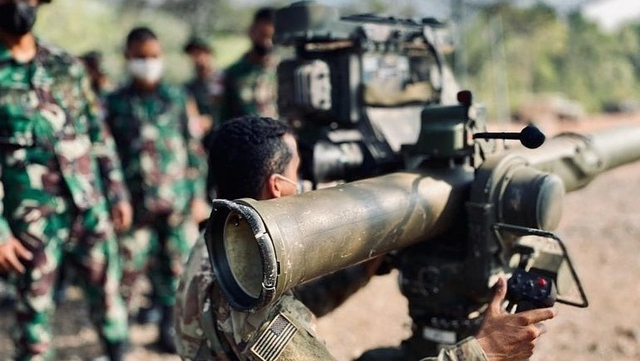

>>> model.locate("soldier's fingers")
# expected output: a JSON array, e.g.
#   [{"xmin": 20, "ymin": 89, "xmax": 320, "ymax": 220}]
[
  {"xmin": 121, "ymin": 205, "xmax": 133, "ymax": 230},
  {"xmin": 489, "ymin": 277, "xmax": 507, "ymax": 313},
  {"xmin": 14, "ymin": 242, "xmax": 32, "ymax": 261},
  {"xmin": 520, "ymin": 307, "xmax": 556, "ymax": 325},
  {"xmin": 113, "ymin": 218, "xmax": 122, "ymax": 231},
  {"xmin": 535, "ymin": 322, "xmax": 547, "ymax": 335},
  {"xmin": 111, "ymin": 209, "xmax": 124, "ymax": 231},
  {"xmin": 6, "ymin": 253, "xmax": 25, "ymax": 274},
  {"xmin": 111, "ymin": 208, "xmax": 121, "ymax": 222}
]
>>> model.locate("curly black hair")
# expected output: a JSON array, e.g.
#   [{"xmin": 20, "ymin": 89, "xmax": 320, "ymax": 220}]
[
  {"xmin": 126, "ymin": 26, "xmax": 158, "ymax": 48},
  {"xmin": 207, "ymin": 116, "xmax": 293, "ymax": 200}
]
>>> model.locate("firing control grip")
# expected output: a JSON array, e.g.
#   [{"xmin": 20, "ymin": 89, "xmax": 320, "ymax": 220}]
[{"xmin": 506, "ymin": 269, "xmax": 557, "ymax": 312}]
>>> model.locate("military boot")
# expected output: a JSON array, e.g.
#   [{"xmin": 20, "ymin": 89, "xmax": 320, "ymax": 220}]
[
  {"xmin": 104, "ymin": 340, "xmax": 127, "ymax": 361},
  {"xmin": 157, "ymin": 305, "xmax": 177, "ymax": 353}
]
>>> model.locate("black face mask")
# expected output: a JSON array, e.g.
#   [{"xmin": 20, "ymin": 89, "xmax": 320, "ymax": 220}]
[
  {"xmin": 0, "ymin": 2, "xmax": 38, "ymax": 36},
  {"xmin": 252, "ymin": 42, "xmax": 273, "ymax": 57}
]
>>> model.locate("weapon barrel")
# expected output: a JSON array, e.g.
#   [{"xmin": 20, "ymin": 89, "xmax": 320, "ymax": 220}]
[
  {"xmin": 509, "ymin": 125, "xmax": 640, "ymax": 192},
  {"xmin": 206, "ymin": 168, "xmax": 474, "ymax": 311},
  {"xmin": 207, "ymin": 124, "xmax": 640, "ymax": 311},
  {"xmin": 590, "ymin": 125, "xmax": 640, "ymax": 170}
]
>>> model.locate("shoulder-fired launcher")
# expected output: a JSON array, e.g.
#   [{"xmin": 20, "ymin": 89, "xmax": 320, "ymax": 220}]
[
  {"xmin": 204, "ymin": 0, "xmax": 640, "ymax": 355},
  {"xmin": 206, "ymin": 120, "xmax": 640, "ymax": 347}
]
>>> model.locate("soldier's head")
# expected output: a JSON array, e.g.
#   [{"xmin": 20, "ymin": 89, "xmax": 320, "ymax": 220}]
[
  {"xmin": 248, "ymin": 7, "xmax": 275, "ymax": 58},
  {"xmin": 208, "ymin": 116, "xmax": 300, "ymax": 201},
  {"xmin": 80, "ymin": 50, "xmax": 108, "ymax": 93},
  {"xmin": 124, "ymin": 26, "xmax": 163, "ymax": 88},
  {"xmin": 0, "ymin": 0, "xmax": 50, "ymax": 37},
  {"xmin": 183, "ymin": 35, "xmax": 214, "ymax": 78}
]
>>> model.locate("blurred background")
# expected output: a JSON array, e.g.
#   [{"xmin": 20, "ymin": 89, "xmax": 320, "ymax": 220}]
[
  {"xmin": 4, "ymin": 1, "xmax": 639, "ymax": 360},
  {"xmin": 35, "ymin": 0, "xmax": 640, "ymax": 122}
]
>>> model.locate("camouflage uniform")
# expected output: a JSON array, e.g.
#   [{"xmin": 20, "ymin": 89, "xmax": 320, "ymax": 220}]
[
  {"xmin": 175, "ymin": 237, "xmax": 489, "ymax": 361},
  {"xmin": 105, "ymin": 82, "xmax": 206, "ymax": 309},
  {"xmin": 185, "ymin": 72, "xmax": 224, "ymax": 128},
  {"xmin": 0, "ymin": 40, "xmax": 129, "ymax": 360},
  {"xmin": 218, "ymin": 53, "xmax": 278, "ymax": 122}
]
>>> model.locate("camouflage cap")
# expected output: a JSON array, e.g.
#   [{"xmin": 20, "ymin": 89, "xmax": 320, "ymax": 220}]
[{"xmin": 183, "ymin": 35, "xmax": 212, "ymax": 53}]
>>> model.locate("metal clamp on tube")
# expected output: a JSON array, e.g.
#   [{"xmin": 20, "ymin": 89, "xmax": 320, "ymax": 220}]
[{"xmin": 205, "ymin": 199, "xmax": 278, "ymax": 311}]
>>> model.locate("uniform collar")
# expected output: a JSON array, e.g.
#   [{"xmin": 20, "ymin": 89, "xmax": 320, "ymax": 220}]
[
  {"xmin": 126, "ymin": 80, "xmax": 162, "ymax": 91},
  {"xmin": 124, "ymin": 80, "xmax": 171, "ymax": 101},
  {"xmin": 0, "ymin": 38, "xmax": 45, "ymax": 66},
  {"xmin": 243, "ymin": 51, "xmax": 277, "ymax": 70}
]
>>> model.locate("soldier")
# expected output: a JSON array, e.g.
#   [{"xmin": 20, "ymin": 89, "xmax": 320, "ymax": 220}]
[
  {"xmin": 183, "ymin": 35, "xmax": 222, "ymax": 142},
  {"xmin": 175, "ymin": 116, "xmax": 556, "ymax": 361},
  {"xmin": 217, "ymin": 7, "xmax": 278, "ymax": 122},
  {"xmin": 104, "ymin": 26, "xmax": 209, "ymax": 353},
  {"xmin": 0, "ymin": 0, "xmax": 132, "ymax": 360},
  {"xmin": 79, "ymin": 50, "xmax": 113, "ymax": 100}
]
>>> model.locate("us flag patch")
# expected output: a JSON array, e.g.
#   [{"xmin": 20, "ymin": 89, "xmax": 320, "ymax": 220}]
[{"xmin": 249, "ymin": 313, "xmax": 298, "ymax": 361}]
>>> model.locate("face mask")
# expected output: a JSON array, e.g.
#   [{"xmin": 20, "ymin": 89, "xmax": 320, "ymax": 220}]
[
  {"xmin": 252, "ymin": 42, "xmax": 273, "ymax": 57},
  {"xmin": 127, "ymin": 58, "xmax": 164, "ymax": 83},
  {"xmin": 0, "ymin": 2, "xmax": 38, "ymax": 36},
  {"xmin": 275, "ymin": 174, "xmax": 303, "ymax": 195}
]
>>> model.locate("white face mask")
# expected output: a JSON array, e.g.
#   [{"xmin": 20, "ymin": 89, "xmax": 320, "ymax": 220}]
[{"xmin": 127, "ymin": 58, "xmax": 163, "ymax": 83}]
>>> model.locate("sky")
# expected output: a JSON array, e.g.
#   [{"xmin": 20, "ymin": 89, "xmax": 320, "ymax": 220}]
[{"xmin": 582, "ymin": 0, "xmax": 640, "ymax": 31}]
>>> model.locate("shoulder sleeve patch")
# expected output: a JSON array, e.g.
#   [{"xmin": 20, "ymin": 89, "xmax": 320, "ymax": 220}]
[{"xmin": 249, "ymin": 313, "xmax": 298, "ymax": 361}]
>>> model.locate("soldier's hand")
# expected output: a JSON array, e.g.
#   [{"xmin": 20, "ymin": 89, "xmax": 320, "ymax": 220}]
[
  {"xmin": 190, "ymin": 198, "xmax": 210, "ymax": 225},
  {"xmin": 111, "ymin": 201, "xmax": 133, "ymax": 233},
  {"xmin": 475, "ymin": 277, "xmax": 556, "ymax": 361},
  {"xmin": 0, "ymin": 238, "xmax": 33, "ymax": 274}
]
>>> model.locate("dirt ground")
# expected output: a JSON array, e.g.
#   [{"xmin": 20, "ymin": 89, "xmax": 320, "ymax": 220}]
[{"xmin": 1, "ymin": 113, "xmax": 640, "ymax": 360}]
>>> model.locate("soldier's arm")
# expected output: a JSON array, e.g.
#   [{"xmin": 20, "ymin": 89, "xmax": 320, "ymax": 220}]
[
  {"xmin": 473, "ymin": 278, "xmax": 555, "ymax": 361},
  {"xmin": 183, "ymin": 95, "xmax": 208, "ymax": 200},
  {"xmin": 182, "ymin": 95, "xmax": 209, "ymax": 223},
  {"xmin": 419, "ymin": 278, "xmax": 555, "ymax": 361},
  {"xmin": 0, "ymin": 167, "xmax": 32, "ymax": 274},
  {"xmin": 81, "ymin": 71, "xmax": 130, "ymax": 206},
  {"xmin": 213, "ymin": 292, "xmax": 338, "ymax": 361},
  {"xmin": 0, "ymin": 165, "xmax": 11, "ymax": 244}
]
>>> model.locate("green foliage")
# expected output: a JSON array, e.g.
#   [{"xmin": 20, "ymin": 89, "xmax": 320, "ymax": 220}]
[
  {"xmin": 29, "ymin": 0, "xmax": 640, "ymax": 118},
  {"xmin": 461, "ymin": 3, "xmax": 640, "ymax": 117},
  {"xmin": 34, "ymin": 0, "xmax": 250, "ymax": 86}
]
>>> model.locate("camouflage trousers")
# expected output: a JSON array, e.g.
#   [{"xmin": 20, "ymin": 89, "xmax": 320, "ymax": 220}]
[
  {"xmin": 119, "ymin": 212, "xmax": 196, "ymax": 310},
  {"xmin": 9, "ymin": 196, "xmax": 128, "ymax": 361}
]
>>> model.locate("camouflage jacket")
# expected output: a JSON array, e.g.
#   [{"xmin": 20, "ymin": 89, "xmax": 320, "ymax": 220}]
[
  {"xmin": 105, "ymin": 82, "xmax": 207, "ymax": 219},
  {"xmin": 218, "ymin": 53, "xmax": 278, "ymax": 122},
  {"xmin": 0, "ymin": 40, "xmax": 129, "ymax": 245},
  {"xmin": 185, "ymin": 72, "xmax": 224, "ymax": 126},
  {"xmin": 175, "ymin": 237, "xmax": 489, "ymax": 361}
]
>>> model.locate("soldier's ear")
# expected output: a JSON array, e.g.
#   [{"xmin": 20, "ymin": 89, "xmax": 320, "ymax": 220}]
[{"xmin": 263, "ymin": 173, "xmax": 283, "ymax": 200}]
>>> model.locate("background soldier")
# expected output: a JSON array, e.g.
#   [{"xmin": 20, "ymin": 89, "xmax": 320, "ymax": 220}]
[
  {"xmin": 183, "ymin": 35, "xmax": 222, "ymax": 144},
  {"xmin": 79, "ymin": 50, "xmax": 113, "ymax": 100},
  {"xmin": 104, "ymin": 26, "xmax": 208, "ymax": 353},
  {"xmin": 174, "ymin": 116, "xmax": 557, "ymax": 361},
  {"xmin": 0, "ymin": 0, "xmax": 132, "ymax": 360},
  {"xmin": 217, "ymin": 7, "xmax": 278, "ymax": 122}
]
